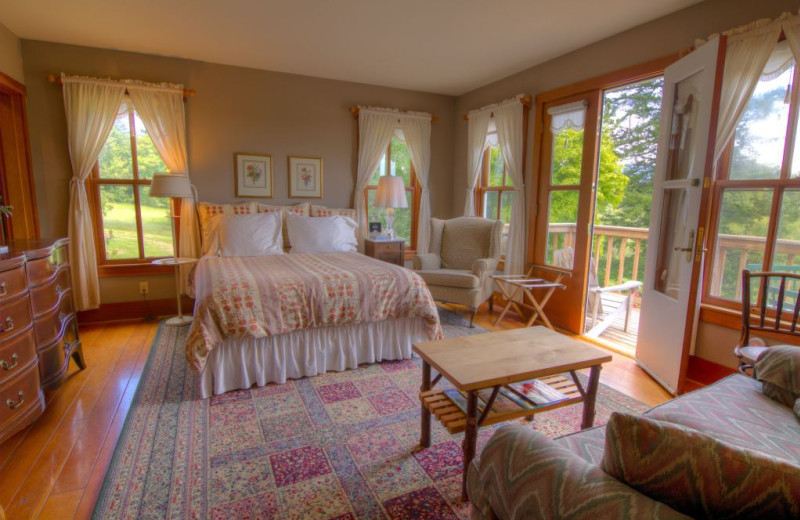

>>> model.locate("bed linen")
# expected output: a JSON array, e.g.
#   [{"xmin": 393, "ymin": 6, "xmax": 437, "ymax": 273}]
[{"xmin": 185, "ymin": 252, "xmax": 442, "ymax": 395}]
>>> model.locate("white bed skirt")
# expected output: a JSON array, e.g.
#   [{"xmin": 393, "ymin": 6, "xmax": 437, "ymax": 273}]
[{"xmin": 199, "ymin": 317, "xmax": 429, "ymax": 398}]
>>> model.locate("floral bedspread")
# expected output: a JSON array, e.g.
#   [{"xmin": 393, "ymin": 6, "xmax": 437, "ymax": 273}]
[{"xmin": 185, "ymin": 252, "xmax": 442, "ymax": 372}]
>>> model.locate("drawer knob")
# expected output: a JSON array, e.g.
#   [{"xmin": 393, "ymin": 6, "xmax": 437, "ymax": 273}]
[
  {"xmin": 0, "ymin": 353, "xmax": 18, "ymax": 371},
  {"xmin": 1, "ymin": 317, "xmax": 14, "ymax": 332},
  {"xmin": 6, "ymin": 390, "xmax": 24, "ymax": 409},
  {"xmin": 0, "ymin": 281, "xmax": 7, "ymax": 296}
]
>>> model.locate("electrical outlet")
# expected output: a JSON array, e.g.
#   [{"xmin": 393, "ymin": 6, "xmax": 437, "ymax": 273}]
[{"xmin": 139, "ymin": 281, "xmax": 150, "ymax": 296}]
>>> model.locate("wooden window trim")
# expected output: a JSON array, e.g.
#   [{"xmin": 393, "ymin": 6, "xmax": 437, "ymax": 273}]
[
  {"xmin": 474, "ymin": 140, "xmax": 515, "ymax": 220},
  {"xmin": 701, "ymin": 60, "xmax": 800, "ymax": 311},
  {"xmin": 89, "ymin": 107, "xmax": 176, "ymax": 274}
]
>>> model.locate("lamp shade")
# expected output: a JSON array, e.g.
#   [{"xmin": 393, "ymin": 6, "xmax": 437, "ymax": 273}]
[
  {"xmin": 150, "ymin": 173, "xmax": 193, "ymax": 198},
  {"xmin": 374, "ymin": 175, "xmax": 408, "ymax": 208}
]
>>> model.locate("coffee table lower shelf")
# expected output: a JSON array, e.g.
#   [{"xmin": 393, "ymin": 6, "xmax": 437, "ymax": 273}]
[{"xmin": 419, "ymin": 374, "xmax": 584, "ymax": 435}]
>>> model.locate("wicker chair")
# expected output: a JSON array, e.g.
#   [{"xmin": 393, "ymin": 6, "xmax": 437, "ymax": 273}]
[
  {"xmin": 413, "ymin": 217, "xmax": 503, "ymax": 327},
  {"xmin": 735, "ymin": 269, "xmax": 800, "ymax": 375}
]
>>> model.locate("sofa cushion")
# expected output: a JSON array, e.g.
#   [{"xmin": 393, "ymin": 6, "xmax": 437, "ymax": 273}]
[
  {"xmin": 756, "ymin": 345, "xmax": 800, "ymax": 407},
  {"xmin": 646, "ymin": 374, "xmax": 800, "ymax": 464},
  {"xmin": 416, "ymin": 269, "xmax": 480, "ymax": 289},
  {"xmin": 601, "ymin": 412, "xmax": 800, "ymax": 520}
]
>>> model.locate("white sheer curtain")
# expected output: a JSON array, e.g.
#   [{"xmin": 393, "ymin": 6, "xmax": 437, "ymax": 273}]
[
  {"xmin": 62, "ymin": 74, "xmax": 126, "ymax": 310},
  {"xmin": 127, "ymin": 83, "xmax": 198, "ymax": 293},
  {"xmin": 712, "ymin": 17, "xmax": 783, "ymax": 160},
  {"xmin": 493, "ymin": 101, "xmax": 526, "ymax": 274},
  {"xmin": 399, "ymin": 114, "xmax": 431, "ymax": 253},
  {"xmin": 464, "ymin": 109, "xmax": 491, "ymax": 215},
  {"xmin": 355, "ymin": 108, "xmax": 398, "ymax": 243},
  {"xmin": 782, "ymin": 14, "xmax": 799, "ymax": 63}
]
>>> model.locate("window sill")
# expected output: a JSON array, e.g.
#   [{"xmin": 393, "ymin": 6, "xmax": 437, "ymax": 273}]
[
  {"xmin": 699, "ymin": 303, "xmax": 800, "ymax": 344},
  {"xmin": 98, "ymin": 263, "xmax": 174, "ymax": 278}
]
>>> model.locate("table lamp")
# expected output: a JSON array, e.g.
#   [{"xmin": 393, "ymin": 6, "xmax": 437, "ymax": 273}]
[
  {"xmin": 374, "ymin": 175, "xmax": 408, "ymax": 239},
  {"xmin": 150, "ymin": 173, "xmax": 195, "ymax": 326}
]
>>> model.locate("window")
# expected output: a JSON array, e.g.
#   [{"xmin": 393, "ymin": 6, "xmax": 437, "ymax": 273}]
[
  {"xmin": 474, "ymin": 130, "xmax": 514, "ymax": 253},
  {"xmin": 90, "ymin": 107, "xmax": 174, "ymax": 264},
  {"xmin": 705, "ymin": 42, "xmax": 800, "ymax": 309},
  {"xmin": 365, "ymin": 132, "xmax": 419, "ymax": 248}
]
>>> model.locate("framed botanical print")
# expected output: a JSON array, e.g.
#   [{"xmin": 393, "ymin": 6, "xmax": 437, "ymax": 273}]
[
  {"xmin": 234, "ymin": 153, "xmax": 273, "ymax": 198},
  {"xmin": 288, "ymin": 156, "xmax": 323, "ymax": 198}
]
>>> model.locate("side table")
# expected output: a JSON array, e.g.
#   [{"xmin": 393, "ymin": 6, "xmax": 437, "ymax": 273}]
[
  {"xmin": 152, "ymin": 257, "xmax": 197, "ymax": 326},
  {"xmin": 364, "ymin": 238, "xmax": 405, "ymax": 266}
]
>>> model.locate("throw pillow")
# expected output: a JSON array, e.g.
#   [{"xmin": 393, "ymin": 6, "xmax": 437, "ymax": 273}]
[
  {"xmin": 197, "ymin": 202, "xmax": 255, "ymax": 255},
  {"xmin": 286, "ymin": 214, "xmax": 357, "ymax": 254},
  {"xmin": 756, "ymin": 345, "xmax": 800, "ymax": 407},
  {"xmin": 310, "ymin": 204, "xmax": 356, "ymax": 220},
  {"xmin": 218, "ymin": 212, "xmax": 283, "ymax": 257},
  {"xmin": 257, "ymin": 203, "xmax": 310, "ymax": 250},
  {"xmin": 601, "ymin": 412, "xmax": 800, "ymax": 519}
]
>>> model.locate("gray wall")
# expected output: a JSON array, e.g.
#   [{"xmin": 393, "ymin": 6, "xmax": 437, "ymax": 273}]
[
  {"xmin": 0, "ymin": 22, "xmax": 23, "ymax": 84},
  {"xmin": 21, "ymin": 41, "xmax": 455, "ymax": 302}
]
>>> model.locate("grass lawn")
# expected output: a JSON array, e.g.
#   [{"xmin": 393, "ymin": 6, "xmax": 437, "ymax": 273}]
[{"xmin": 102, "ymin": 202, "xmax": 174, "ymax": 259}]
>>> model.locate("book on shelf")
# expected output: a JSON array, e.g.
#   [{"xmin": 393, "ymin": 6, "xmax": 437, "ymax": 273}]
[{"xmin": 442, "ymin": 379, "xmax": 569, "ymax": 416}]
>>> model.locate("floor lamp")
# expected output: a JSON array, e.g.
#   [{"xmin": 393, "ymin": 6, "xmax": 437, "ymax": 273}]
[
  {"xmin": 150, "ymin": 173, "xmax": 196, "ymax": 327},
  {"xmin": 374, "ymin": 175, "xmax": 408, "ymax": 239}
]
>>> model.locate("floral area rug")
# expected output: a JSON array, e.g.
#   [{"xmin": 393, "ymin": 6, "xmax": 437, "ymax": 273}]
[{"xmin": 92, "ymin": 308, "xmax": 647, "ymax": 519}]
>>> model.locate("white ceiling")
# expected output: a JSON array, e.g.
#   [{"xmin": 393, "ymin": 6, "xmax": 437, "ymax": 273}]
[{"xmin": 0, "ymin": 0, "xmax": 702, "ymax": 95}]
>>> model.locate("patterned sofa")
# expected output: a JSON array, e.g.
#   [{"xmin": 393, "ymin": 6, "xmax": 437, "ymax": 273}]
[{"xmin": 467, "ymin": 372, "xmax": 800, "ymax": 519}]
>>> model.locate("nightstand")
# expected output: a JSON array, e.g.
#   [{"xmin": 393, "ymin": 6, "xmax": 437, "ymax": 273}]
[{"xmin": 364, "ymin": 238, "xmax": 405, "ymax": 266}]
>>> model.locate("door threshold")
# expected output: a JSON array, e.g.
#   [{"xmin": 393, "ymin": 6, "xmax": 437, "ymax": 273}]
[{"xmin": 579, "ymin": 334, "xmax": 636, "ymax": 359}]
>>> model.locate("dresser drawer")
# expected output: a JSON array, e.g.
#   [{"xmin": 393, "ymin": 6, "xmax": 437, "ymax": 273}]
[
  {"xmin": 38, "ymin": 315, "xmax": 79, "ymax": 389},
  {"xmin": 0, "ymin": 293, "xmax": 33, "ymax": 343},
  {"xmin": 0, "ymin": 357, "xmax": 42, "ymax": 431},
  {"xmin": 30, "ymin": 266, "xmax": 70, "ymax": 317},
  {"xmin": 26, "ymin": 244, "xmax": 68, "ymax": 286},
  {"xmin": 34, "ymin": 290, "xmax": 74, "ymax": 346},
  {"xmin": 0, "ymin": 264, "xmax": 29, "ymax": 304},
  {"xmin": 0, "ymin": 326, "xmax": 36, "ymax": 386}
]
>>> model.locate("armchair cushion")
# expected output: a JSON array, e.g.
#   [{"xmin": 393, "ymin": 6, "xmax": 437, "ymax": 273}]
[
  {"xmin": 440, "ymin": 217, "xmax": 500, "ymax": 270},
  {"xmin": 601, "ymin": 412, "xmax": 800, "ymax": 520},
  {"xmin": 470, "ymin": 425, "xmax": 688, "ymax": 519},
  {"xmin": 413, "ymin": 253, "xmax": 441, "ymax": 271},
  {"xmin": 755, "ymin": 345, "xmax": 800, "ymax": 407},
  {"xmin": 416, "ymin": 269, "xmax": 479, "ymax": 289}
]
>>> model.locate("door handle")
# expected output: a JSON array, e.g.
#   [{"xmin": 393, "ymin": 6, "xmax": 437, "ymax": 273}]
[{"xmin": 673, "ymin": 230, "xmax": 695, "ymax": 262}]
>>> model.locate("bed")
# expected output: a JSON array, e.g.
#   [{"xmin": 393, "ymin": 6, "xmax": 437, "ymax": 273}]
[{"xmin": 185, "ymin": 251, "xmax": 442, "ymax": 398}]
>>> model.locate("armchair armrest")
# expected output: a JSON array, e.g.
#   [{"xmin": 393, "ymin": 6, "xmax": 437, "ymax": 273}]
[
  {"xmin": 413, "ymin": 253, "xmax": 441, "ymax": 270},
  {"xmin": 471, "ymin": 258, "xmax": 498, "ymax": 280},
  {"xmin": 468, "ymin": 425, "xmax": 690, "ymax": 519}
]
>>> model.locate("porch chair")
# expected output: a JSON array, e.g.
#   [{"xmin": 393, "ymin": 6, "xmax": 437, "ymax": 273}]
[
  {"xmin": 734, "ymin": 269, "xmax": 800, "ymax": 375},
  {"xmin": 413, "ymin": 217, "xmax": 503, "ymax": 327},
  {"xmin": 553, "ymin": 246, "xmax": 642, "ymax": 338}
]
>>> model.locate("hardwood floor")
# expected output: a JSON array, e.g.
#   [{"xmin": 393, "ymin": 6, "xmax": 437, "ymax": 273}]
[{"xmin": 0, "ymin": 307, "xmax": 670, "ymax": 519}]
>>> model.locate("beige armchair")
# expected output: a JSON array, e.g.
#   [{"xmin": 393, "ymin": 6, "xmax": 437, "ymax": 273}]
[{"xmin": 413, "ymin": 217, "xmax": 503, "ymax": 327}]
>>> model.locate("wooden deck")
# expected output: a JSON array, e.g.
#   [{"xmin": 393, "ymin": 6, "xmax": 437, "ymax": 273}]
[{"xmin": 584, "ymin": 292, "xmax": 640, "ymax": 355}]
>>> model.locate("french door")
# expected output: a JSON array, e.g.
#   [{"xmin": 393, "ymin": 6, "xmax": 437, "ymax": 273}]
[
  {"xmin": 533, "ymin": 92, "xmax": 602, "ymax": 333},
  {"xmin": 636, "ymin": 37, "xmax": 724, "ymax": 395}
]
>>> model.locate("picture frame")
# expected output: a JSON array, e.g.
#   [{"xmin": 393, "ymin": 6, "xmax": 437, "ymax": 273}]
[
  {"xmin": 234, "ymin": 153, "xmax": 273, "ymax": 198},
  {"xmin": 288, "ymin": 156, "xmax": 323, "ymax": 198}
]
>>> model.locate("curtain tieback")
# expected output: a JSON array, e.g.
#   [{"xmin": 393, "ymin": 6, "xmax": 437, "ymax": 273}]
[{"xmin": 70, "ymin": 177, "xmax": 85, "ymax": 187}]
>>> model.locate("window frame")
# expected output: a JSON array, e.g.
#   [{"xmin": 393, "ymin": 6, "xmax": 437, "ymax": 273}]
[
  {"xmin": 363, "ymin": 136, "xmax": 421, "ymax": 252},
  {"xmin": 702, "ymin": 58, "xmax": 800, "ymax": 311},
  {"xmin": 473, "ymin": 136, "xmax": 515, "ymax": 221},
  {"xmin": 88, "ymin": 107, "xmax": 175, "ymax": 276}
]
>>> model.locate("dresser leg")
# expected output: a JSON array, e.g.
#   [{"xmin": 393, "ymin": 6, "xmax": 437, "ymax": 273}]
[{"xmin": 71, "ymin": 342, "xmax": 87, "ymax": 370}]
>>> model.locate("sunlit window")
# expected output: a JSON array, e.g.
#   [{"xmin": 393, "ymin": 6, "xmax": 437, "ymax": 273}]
[{"xmin": 475, "ymin": 131, "xmax": 514, "ymax": 254}]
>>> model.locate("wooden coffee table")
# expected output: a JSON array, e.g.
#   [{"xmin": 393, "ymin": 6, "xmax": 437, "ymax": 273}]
[{"xmin": 413, "ymin": 326, "xmax": 612, "ymax": 501}]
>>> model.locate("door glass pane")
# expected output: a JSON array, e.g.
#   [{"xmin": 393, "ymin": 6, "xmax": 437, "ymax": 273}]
[
  {"xmin": 390, "ymin": 136, "xmax": 411, "ymax": 186},
  {"xmin": 488, "ymin": 145, "xmax": 505, "ymax": 187},
  {"xmin": 99, "ymin": 184, "xmax": 138, "ymax": 259},
  {"xmin": 709, "ymin": 189, "xmax": 773, "ymax": 301},
  {"xmin": 729, "ymin": 60, "xmax": 793, "ymax": 180},
  {"xmin": 140, "ymin": 185, "xmax": 174, "ymax": 258},
  {"xmin": 664, "ymin": 71, "xmax": 702, "ymax": 181},
  {"xmin": 97, "ymin": 113, "xmax": 133, "ymax": 179},
  {"xmin": 546, "ymin": 190, "xmax": 579, "ymax": 268},
  {"xmin": 653, "ymin": 188, "xmax": 688, "ymax": 299},
  {"xmin": 771, "ymin": 190, "xmax": 800, "ymax": 310},
  {"xmin": 134, "ymin": 112, "xmax": 168, "ymax": 180},
  {"xmin": 551, "ymin": 127, "xmax": 584, "ymax": 186},
  {"xmin": 482, "ymin": 191, "xmax": 499, "ymax": 220}
]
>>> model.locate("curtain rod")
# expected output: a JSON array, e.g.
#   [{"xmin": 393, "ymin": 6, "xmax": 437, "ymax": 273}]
[
  {"xmin": 349, "ymin": 106, "xmax": 438, "ymax": 123},
  {"xmin": 462, "ymin": 94, "xmax": 531, "ymax": 121},
  {"xmin": 46, "ymin": 74, "xmax": 197, "ymax": 99}
]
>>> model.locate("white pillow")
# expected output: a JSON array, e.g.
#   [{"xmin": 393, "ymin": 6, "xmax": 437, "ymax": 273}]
[
  {"xmin": 218, "ymin": 212, "xmax": 283, "ymax": 257},
  {"xmin": 286, "ymin": 214, "xmax": 358, "ymax": 253}
]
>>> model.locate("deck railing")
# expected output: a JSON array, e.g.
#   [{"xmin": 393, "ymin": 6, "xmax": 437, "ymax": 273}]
[{"xmin": 547, "ymin": 223, "xmax": 800, "ymax": 299}]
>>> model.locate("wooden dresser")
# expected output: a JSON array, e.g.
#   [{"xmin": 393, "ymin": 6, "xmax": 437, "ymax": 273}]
[{"xmin": 0, "ymin": 238, "xmax": 84, "ymax": 444}]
